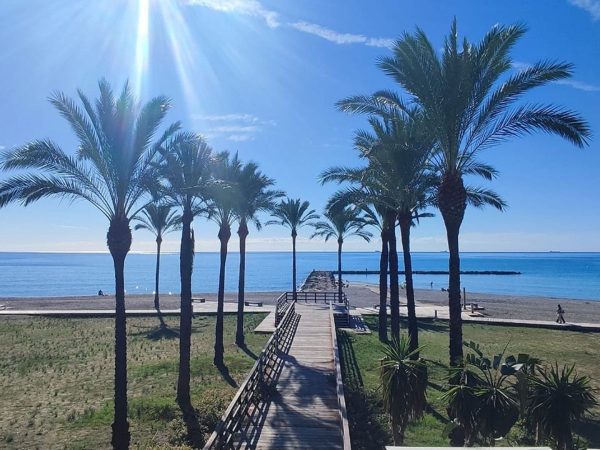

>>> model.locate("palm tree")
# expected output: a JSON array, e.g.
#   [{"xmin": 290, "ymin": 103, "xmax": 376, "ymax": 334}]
[
  {"xmin": 322, "ymin": 110, "xmax": 436, "ymax": 347},
  {"xmin": 233, "ymin": 162, "xmax": 283, "ymax": 346},
  {"xmin": 158, "ymin": 132, "xmax": 213, "ymax": 410},
  {"xmin": 359, "ymin": 205, "xmax": 390, "ymax": 342},
  {"xmin": 380, "ymin": 337, "xmax": 427, "ymax": 445},
  {"xmin": 355, "ymin": 112, "xmax": 435, "ymax": 352},
  {"xmin": 310, "ymin": 206, "xmax": 373, "ymax": 301},
  {"xmin": 268, "ymin": 198, "xmax": 319, "ymax": 300},
  {"xmin": 134, "ymin": 203, "xmax": 180, "ymax": 316},
  {"xmin": 0, "ymin": 79, "xmax": 178, "ymax": 449},
  {"xmin": 208, "ymin": 151, "xmax": 242, "ymax": 367},
  {"xmin": 528, "ymin": 364, "xmax": 597, "ymax": 450},
  {"xmin": 339, "ymin": 21, "xmax": 590, "ymax": 365}
]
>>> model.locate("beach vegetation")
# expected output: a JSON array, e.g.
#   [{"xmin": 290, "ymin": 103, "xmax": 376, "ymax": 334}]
[
  {"xmin": 339, "ymin": 318, "xmax": 599, "ymax": 449},
  {"xmin": 379, "ymin": 336, "xmax": 427, "ymax": 445},
  {"xmin": 207, "ymin": 151, "xmax": 242, "ymax": 367},
  {"xmin": 310, "ymin": 205, "xmax": 373, "ymax": 301},
  {"xmin": 337, "ymin": 20, "xmax": 591, "ymax": 366},
  {"xmin": 157, "ymin": 132, "xmax": 213, "ymax": 411},
  {"xmin": 232, "ymin": 161, "xmax": 283, "ymax": 347},
  {"xmin": 527, "ymin": 363, "xmax": 598, "ymax": 450},
  {"xmin": 0, "ymin": 79, "xmax": 180, "ymax": 449},
  {"xmin": 267, "ymin": 198, "xmax": 319, "ymax": 299},
  {"xmin": 133, "ymin": 202, "xmax": 181, "ymax": 319}
]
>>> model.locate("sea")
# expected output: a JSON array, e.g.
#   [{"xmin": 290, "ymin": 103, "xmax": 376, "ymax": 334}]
[{"xmin": 0, "ymin": 252, "xmax": 599, "ymax": 301}]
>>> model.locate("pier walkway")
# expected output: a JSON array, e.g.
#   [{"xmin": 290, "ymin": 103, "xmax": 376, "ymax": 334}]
[{"xmin": 253, "ymin": 303, "xmax": 346, "ymax": 449}]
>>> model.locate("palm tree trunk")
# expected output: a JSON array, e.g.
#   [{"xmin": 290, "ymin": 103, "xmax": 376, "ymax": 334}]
[
  {"xmin": 154, "ymin": 237, "xmax": 161, "ymax": 311},
  {"xmin": 399, "ymin": 216, "xmax": 418, "ymax": 355},
  {"xmin": 214, "ymin": 224, "xmax": 231, "ymax": 366},
  {"xmin": 337, "ymin": 238, "xmax": 343, "ymax": 302},
  {"xmin": 391, "ymin": 413, "xmax": 404, "ymax": 446},
  {"xmin": 177, "ymin": 204, "xmax": 194, "ymax": 409},
  {"xmin": 236, "ymin": 220, "xmax": 248, "ymax": 346},
  {"xmin": 387, "ymin": 212, "xmax": 400, "ymax": 341},
  {"xmin": 107, "ymin": 217, "xmax": 131, "ymax": 450},
  {"xmin": 378, "ymin": 227, "xmax": 389, "ymax": 342},
  {"xmin": 438, "ymin": 173, "xmax": 467, "ymax": 366},
  {"xmin": 292, "ymin": 228, "xmax": 297, "ymax": 301},
  {"xmin": 155, "ymin": 237, "xmax": 166, "ymax": 328}
]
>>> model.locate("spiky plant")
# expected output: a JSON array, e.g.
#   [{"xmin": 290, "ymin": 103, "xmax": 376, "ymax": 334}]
[
  {"xmin": 528, "ymin": 364, "xmax": 597, "ymax": 450},
  {"xmin": 380, "ymin": 336, "xmax": 427, "ymax": 445}
]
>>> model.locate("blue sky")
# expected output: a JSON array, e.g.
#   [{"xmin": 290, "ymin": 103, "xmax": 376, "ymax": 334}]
[{"xmin": 0, "ymin": 0, "xmax": 599, "ymax": 253}]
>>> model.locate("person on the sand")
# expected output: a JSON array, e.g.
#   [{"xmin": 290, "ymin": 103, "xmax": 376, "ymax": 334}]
[
  {"xmin": 556, "ymin": 304, "xmax": 566, "ymax": 324},
  {"xmin": 98, "ymin": 289, "xmax": 104, "ymax": 296}
]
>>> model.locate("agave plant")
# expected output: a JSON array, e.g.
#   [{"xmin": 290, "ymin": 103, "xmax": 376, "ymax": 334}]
[
  {"xmin": 443, "ymin": 341, "xmax": 537, "ymax": 446},
  {"xmin": 380, "ymin": 336, "xmax": 427, "ymax": 445},
  {"xmin": 527, "ymin": 364, "xmax": 597, "ymax": 450}
]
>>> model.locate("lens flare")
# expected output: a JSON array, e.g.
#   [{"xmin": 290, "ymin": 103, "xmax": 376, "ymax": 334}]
[{"xmin": 134, "ymin": 0, "xmax": 150, "ymax": 98}]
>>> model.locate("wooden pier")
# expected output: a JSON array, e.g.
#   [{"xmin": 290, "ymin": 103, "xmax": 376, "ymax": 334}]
[
  {"xmin": 254, "ymin": 303, "xmax": 349, "ymax": 449},
  {"xmin": 205, "ymin": 299, "xmax": 351, "ymax": 449}
]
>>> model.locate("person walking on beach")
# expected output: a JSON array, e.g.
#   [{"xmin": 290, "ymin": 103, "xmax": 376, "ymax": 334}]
[{"xmin": 556, "ymin": 304, "xmax": 566, "ymax": 324}]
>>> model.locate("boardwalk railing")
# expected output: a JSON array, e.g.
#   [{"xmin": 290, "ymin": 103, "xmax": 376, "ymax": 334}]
[
  {"xmin": 330, "ymin": 303, "xmax": 352, "ymax": 449},
  {"xmin": 204, "ymin": 302, "xmax": 298, "ymax": 449}
]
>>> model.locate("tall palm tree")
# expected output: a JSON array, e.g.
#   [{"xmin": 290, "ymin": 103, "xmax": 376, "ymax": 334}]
[
  {"xmin": 310, "ymin": 206, "xmax": 373, "ymax": 301},
  {"xmin": 380, "ymin": 337, "xmax": 427, "ymax": 445},
  {"xmin": 268, "ymin": 198, "xmax": 319, "ymax": 300},
  {"xmin": 233, "ymin": 162, "xmax": 283, "ymax": 346},
  {"xmin": 134, "ymin": 203, "xmax": 180, "ymax": 315},
  {"xmin": 338, "ymin": 21, "xmax": 590, "ymax": 364},
  {"xmin": 355, "ymin": 112, "xmax": 435, "ymax": 352},
  {"xmin": 0, "ymin": 80, "xmax": 178, "ymax": 449},
  {"xmin": 208, "ymin": 151, "xmax": 242, "ymax": 367},
  {"xmin": 528, "ymin": 364, "xmax": 597, "ymax": 450},
  {"xmin": 158, "ymin": 132, "xmax": 213, "ymax": 410},
  {"xmin": 359, "ymin": 205, "xmax": 389, "ymax": 342}
]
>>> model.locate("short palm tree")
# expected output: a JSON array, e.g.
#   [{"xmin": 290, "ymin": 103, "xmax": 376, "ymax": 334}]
[
  {"xmin": 0, "ymin": 80, "xmax": 178, "ymax": 449},
  {"xmin": 528, "ymin": 364, "xmax": 597, "ymax": 450},
  {"xmin": 208, "ymin": 151, "xmax": 241, "ymax": 367},
  {"xmin": 339, "ymin": 21, "xmax": 590, "ymax": 365},
  {"xmin": 134, "ymin": 203, "xmax": 180, "ymax": 315},
  {"xmin": 233, "ymin": 162, "xmax": 283, "ymax": 346},
  {"xmin": 380, "ymin": 337, "xmax": 427, "ymax": 445},
  {"xmin": 268, "ymin": 198, "xmax": 319, "ymax": 300},
  {"xmin": 158, "ymin": 132, "xmax": 213, "ymax": 410},
  {"xmin": 311, "ymin": 206, "xmax": 373, "ymax": 301}
]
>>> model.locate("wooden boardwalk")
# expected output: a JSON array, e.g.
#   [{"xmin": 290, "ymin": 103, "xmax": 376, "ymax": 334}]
[{"xmin": 254, "ymin": 303, "xmax": 345, "ymax": 449}]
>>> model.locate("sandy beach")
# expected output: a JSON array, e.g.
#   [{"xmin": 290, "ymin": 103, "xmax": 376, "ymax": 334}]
[{"xmin": 2, "ymin": 283, "xmax": 600, "ymax": 324}]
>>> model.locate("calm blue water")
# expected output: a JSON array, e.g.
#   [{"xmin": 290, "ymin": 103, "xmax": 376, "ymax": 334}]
[{"xmin": 0, "ymin": 252, "xmax": 599, "ymax": 301}]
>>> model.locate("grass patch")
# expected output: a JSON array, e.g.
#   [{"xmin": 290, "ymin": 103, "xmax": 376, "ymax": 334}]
[
  {"xmin": 0, "ymin": 312, "xmax": 267, "ymax": 449},
  {"xmin": 340, "ymin": 316, "xmax": 600, "ymax": 449}
]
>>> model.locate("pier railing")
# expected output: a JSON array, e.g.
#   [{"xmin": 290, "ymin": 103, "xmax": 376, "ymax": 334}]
[
  {"xmin": 275, "ymin": 291, "xmax": 346, "ymax": 326},
  {"xmin": 204, "ymin": 301, "xmax": 298, "ymax": 449}
]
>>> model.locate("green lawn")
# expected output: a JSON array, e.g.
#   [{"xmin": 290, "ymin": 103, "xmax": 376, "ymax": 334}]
[
  {"xmin": 0, "ymin": 313, "xmax": 268, "ymax": 450},
  {"xmin": 339, "ymin": 316, "xmax": 600, "ymax": 450}
]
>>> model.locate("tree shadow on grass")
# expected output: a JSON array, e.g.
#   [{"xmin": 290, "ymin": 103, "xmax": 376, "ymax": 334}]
[
  {"xmin": 237, "ymin": 343, "xmax": 258, "ymax": 360},
  {"xmin": 177, "ymin": 400, "xmax": 204, "ymax": 449},
  {"xmin": 215, "ymin": 362, "xmax": 238, "ymax": 388}
]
